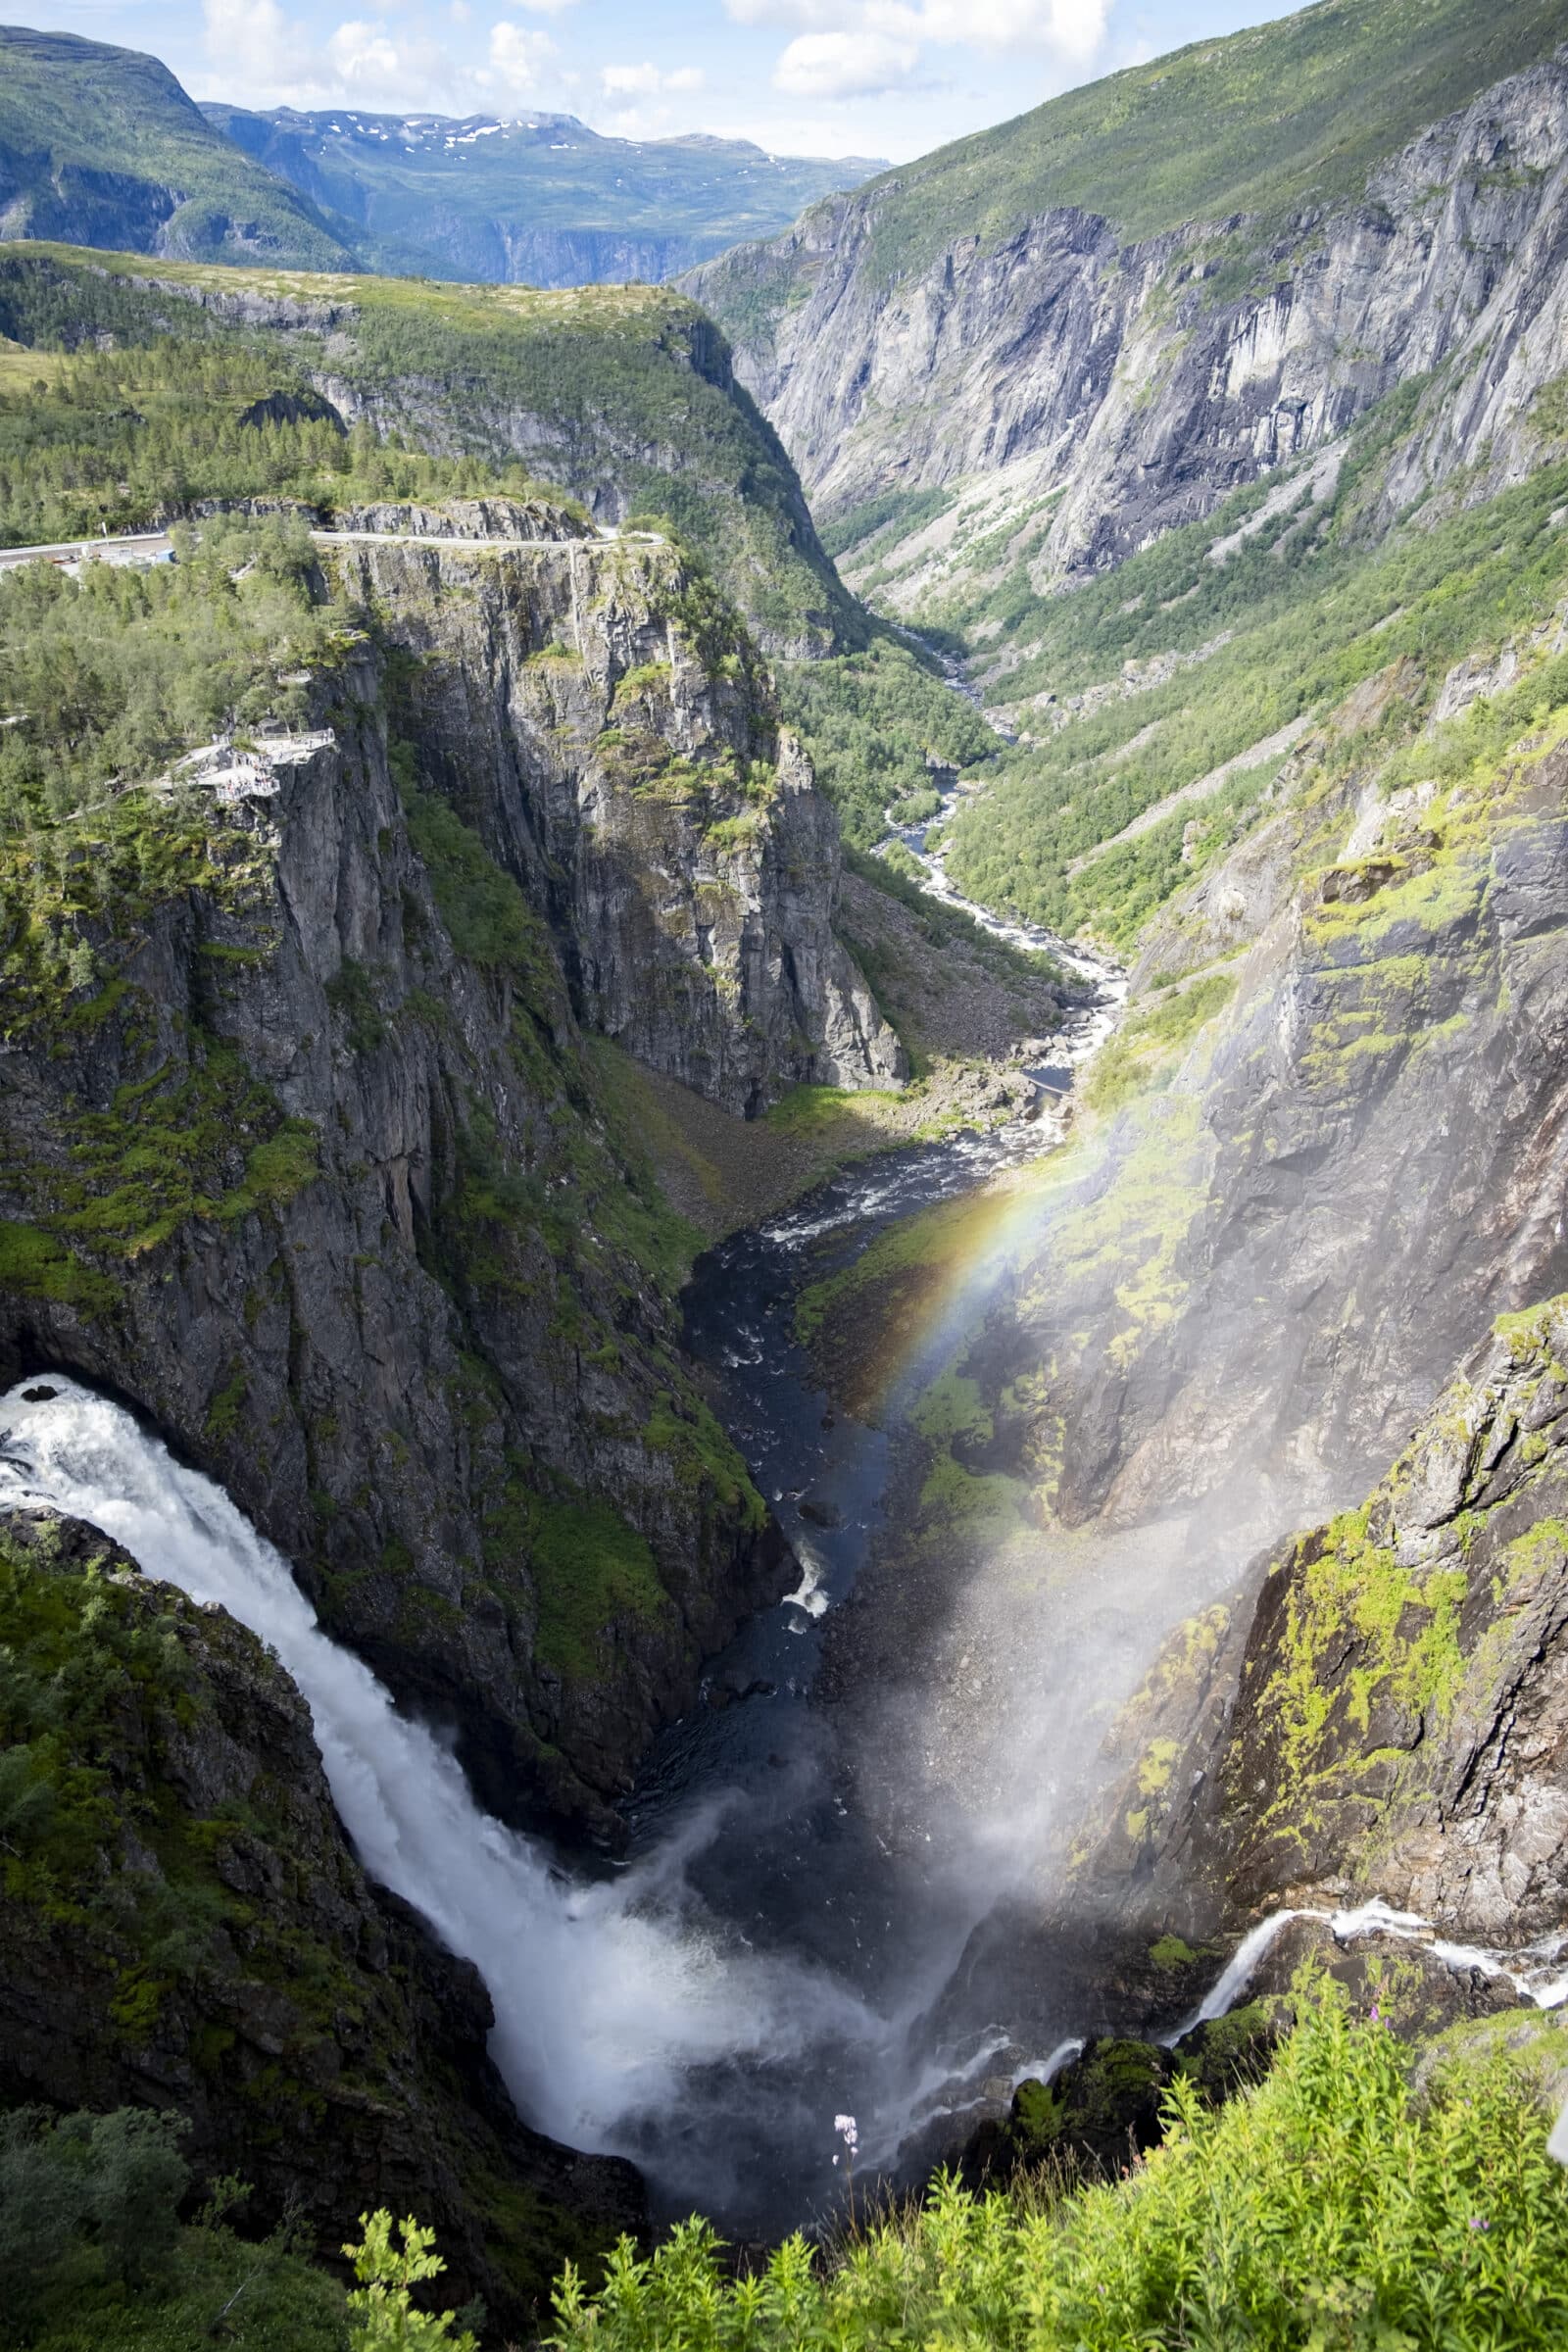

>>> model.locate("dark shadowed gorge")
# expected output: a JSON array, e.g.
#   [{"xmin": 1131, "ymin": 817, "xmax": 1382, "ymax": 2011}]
[{"xmin": 6, "ymin": 1, "xmax": 1568, "ymax": 2343}]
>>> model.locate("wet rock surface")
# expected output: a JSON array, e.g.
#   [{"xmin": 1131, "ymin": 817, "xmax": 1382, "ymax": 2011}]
[
  {"xmin": 0, "ymin": 520, "xmax": 896, "ymax": 1832},
  {"xmin": 0, "ymin": 1507, "xmax": 642, "ymax": 2327}
]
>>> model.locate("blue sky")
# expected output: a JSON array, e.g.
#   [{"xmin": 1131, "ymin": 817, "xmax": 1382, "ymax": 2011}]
[{"xmin": 34, "ymin": 0, "xmax": 1304, "ymax": 159}]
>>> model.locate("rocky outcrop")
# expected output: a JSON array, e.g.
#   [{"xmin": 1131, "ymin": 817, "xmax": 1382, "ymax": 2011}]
[
  {"xmin": 328, "ymin": 524, "xmax": 902, "ymax": 1112},
  {"xmin": 690, "ymin": 50, "xmax": 1568, "ymax": 589},
  {"xmin": 1167, "ymin": 1296, "xmax": 1568, "ymax": 1943},
  {"xmin": 0, "ymin": 514, "xmax": 897, "ymax": 1835},
  {"xmin": 0, "ymin": 1507, "xmax": 641, "ymax": 2325}
]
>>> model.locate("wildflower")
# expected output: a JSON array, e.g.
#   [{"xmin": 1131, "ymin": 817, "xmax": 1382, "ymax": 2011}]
[
  {"xmin": 834, "ymin": 2114, "xmax": 859, "ymax": 2155},
  {"xmin": 1469, "ymin": 2217, "xmax": 1490, "ymax": 2232}
]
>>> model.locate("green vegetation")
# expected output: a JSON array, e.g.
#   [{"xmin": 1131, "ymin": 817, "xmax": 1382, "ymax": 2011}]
[
  {"xmin": 0, "ymin": 245, "xmax": 848, "ymax": 647},
  {"xmin": 551, "ymin": 1985, "xmax": 1568, "ymax": 2349},
  {"xmin": 1246, "ymin": 1501, "xmax": 1469, "ymax": 1855},
  {"xmin": 777, "ymin": 637, "xmax": 996, "ymax": 847},
  {"xmin": 942, "ymin": 449, "xmax": 1568, "ymax": 946},
  {"xmin": 3, "ymin": 2134, "xmax": 484, "ymax": 2352},
  {"xmin": 1081, "ymin": 972, "xmax": 1236, "ymax": 1114},
  {"xmin": 763, "ymin": 1081, "xmax": 906, "ymax": 1140},
  {"xmin": 527, "ymin": 1494, "xmax": 675, "ymax": 1690},
  {"xmin": 0, "ymin": 516, "xmax": 338, "ymax": 824},
  {"xmin": 644, "ymin": 1394, "xmax": 767, "ymax": 1534},
  {"xmin": 45, "ymin": 1048, "xmax": 318, "ymax": 1259},
  {"xmin": 1, "ymin": 2107, "xmax": 351, "ymax": 2352},
  {"xmin": 0, "ymin": 1523, "xmax": 348, "ymax": 2063},
  {"xmin": 710, "ymin": 0, "xmax": 1568, "ymax": 303},
  {"xmin": 820, "ymin": 486, "xmax": 956, "ymax": 565},
  {"xmin": 0, "ymin": 335, "xmax": 567, "ymax": 550},
  {"xmin": 0, "ymin": 25, "xmax": 352, "ymax": 271},
  {"xmin": 343, "ymin": 2211, "xmax": 476, "ymax": 2352}
]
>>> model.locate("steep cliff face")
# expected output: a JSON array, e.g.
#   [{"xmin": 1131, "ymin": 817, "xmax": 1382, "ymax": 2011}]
[
  {"xmin": 1086, "ymin": 1293, "xmax": 1568, "ymax": 1964},
  {"xmin": 808, "ymin": 595, "xmax": 1568, "ymax": 1939},
  {"xmin": 330, "ymin": 527, "xmax": 901, "ymax": 1111},
  {"xmin": 690, "ymin": 41, "xmax": 1568, "ymax": 597},
  {"xmin": 0, "ymin": 1506, "xmax": 640, "ymax": 2323},
  {"xmin": 0, "ymin": 511, "xmax": 893, "ymax": 1834}
]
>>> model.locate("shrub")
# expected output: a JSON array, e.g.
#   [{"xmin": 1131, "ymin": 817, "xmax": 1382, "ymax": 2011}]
[
  {"xmin": 344, "ymin": 2211, "xmax": 478, "ymax": 2352},
  {"xmin": 0, "ymin": 2106, "xmax": 189, "ymax": 2315},
  {"xmin": 548, "ymin": 1986, "xmax": 1568, "ymax": 2349}
]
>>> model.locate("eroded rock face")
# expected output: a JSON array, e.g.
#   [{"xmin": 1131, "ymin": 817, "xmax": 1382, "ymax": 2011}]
[
  {"xmin": 1218, "ymin": 1298, "xmax": 1568, "ymax": 1939},
  {"xmin": 691, "ymin": 51, "xmax": 1568, "ymax": 583},
  {"xmin": 0, "ymin": 1508, "xmax": 642, "ymax": 2327},
  {"xmin": 1073, "ymin": 1287, "xmax": 1568, "ymax": 1941},
  {"xmin": 0, "ymin": 522, "xmax": 896, "ymax": 1831},
  {"xmin": 330, "ymin": 527, "xmax": 902, "ymax": 1112}
]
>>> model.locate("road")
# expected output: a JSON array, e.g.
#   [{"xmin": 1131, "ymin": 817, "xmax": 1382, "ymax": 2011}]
[{"xmin": 0, "ymin": 522, "xmax": 656, "ymax": 574}]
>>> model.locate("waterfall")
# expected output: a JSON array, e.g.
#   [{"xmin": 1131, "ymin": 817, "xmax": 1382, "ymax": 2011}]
[{"xmin": 0, "ymin": 1375, "xmax": 864, "ymax": 2164}]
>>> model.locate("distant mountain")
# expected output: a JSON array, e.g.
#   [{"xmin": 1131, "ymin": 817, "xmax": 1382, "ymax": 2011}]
[
  {"xmin": 0, "ymin": 25, "xmax": 355, "ymax": 270},
  {"xmin": 202, "ymin": 104, "xmax": 888, "ymax": 287}
]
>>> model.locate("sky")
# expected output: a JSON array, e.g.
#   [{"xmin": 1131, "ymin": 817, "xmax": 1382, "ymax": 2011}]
[{"xmin": 29, "ymin": 0, "xmax": 1304, "ymax": 159}]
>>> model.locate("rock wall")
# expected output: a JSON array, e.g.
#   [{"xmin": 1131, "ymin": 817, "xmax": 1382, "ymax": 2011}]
[
  {"xmin": 1087, "ymin": 1293, "xmax": 1568, "ymax": 1959},
  {"xmin": 329, "ymin": 527, "xmax": 902, "ymax": 1112},
  {"xmin": 690, "ymin": 51, "xmax": 1568, "ymax": 584},
  {"xmin": 0, "ymin": 1507, "xmax": 641, "ymax": 2326},
  {"xmin": 0, "ymin": 520, "xmax": 896, "ymax": 1835},
  {"xmin": 811, "ymin": 641, "xmax": 1568, "ymax": 2016}
]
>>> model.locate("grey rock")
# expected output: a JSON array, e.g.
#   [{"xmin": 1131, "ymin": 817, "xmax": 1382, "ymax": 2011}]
[
  {"xmin": 0, "ymin": 525, "xmax": 893, "ymax": 1832},
  {"xmin": 691, "ymin": 51, "xmax": 1568, "ymax": 588}
]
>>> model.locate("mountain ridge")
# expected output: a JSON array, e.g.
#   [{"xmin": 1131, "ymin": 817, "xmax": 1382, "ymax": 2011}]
[
  {"xmin": 204, "ymin": 98, "xmax": 887, "ymax": 288},
  {"xmin": 0, "ymin": 23, "xmax": 885, "ymax": 288}
]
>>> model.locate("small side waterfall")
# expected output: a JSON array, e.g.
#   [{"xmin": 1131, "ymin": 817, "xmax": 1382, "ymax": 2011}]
[{"xmin": 0, "ymin": 1376, "xmax": 867, "ymax": 2170}]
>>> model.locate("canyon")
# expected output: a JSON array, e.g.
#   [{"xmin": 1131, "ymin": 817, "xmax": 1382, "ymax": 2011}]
[{"xmin": 5, "ymin": 0, "xmax": 1568, "ymax": 2337}]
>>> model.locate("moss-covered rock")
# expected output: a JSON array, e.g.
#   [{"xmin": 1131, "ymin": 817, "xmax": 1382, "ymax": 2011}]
[{"xmin": 0, "ymin": 1507, "xmax": 642, "ymax": 2331}]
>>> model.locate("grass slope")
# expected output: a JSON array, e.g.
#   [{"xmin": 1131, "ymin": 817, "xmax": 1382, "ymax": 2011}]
[
  {"xmin": 0, "ymin": 25, "xmax": 353, "ymax": 270},
  {"xmin": 942, "ymin": 433, "xmax": 1568, "ymax": 948},
  {"xmin": 701, "ymin": 0, "xmax": 1568, "ymax": 309},
  {"xmin": 552, "ymin": 1988, "xmax": 1568, "ymax": 2350}
]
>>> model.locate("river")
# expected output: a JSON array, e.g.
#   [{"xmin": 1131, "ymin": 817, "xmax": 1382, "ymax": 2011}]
[{"xmin": 0, "ymin": 704, "xmax": 1130, "ymax": 2238}]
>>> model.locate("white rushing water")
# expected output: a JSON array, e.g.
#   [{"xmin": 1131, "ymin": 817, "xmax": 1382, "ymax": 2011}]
[
  {"xmin": 1166, "ymin": 1896, "xmax": 1568, "ymax": 2044},
  {"xmin": 0, "ymin": 1375, "xmax": 869, "ymax": 2160}
]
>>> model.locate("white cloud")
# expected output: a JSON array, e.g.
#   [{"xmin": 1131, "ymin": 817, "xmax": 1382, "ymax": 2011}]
[
  {"xmin": 774, "ymin": 27, "xmax": 918, "ymax": 96},
  {"xmin": 876, "ymin": 0, "xmax": 1109, "ymax": 62},
  {"xmin": 325, "ymin": 20, "xmax": 403, "ymax": 90},
  {"xmin": 601, "ymin": 61, "xmax": 706, "ymax": 97},
  {"xmin": 508, "ymin": 0, "xmax": 579, "ymax": 13},
  {"xmin": 731, "ymin": 0, "xmax": 1110, "ymax": 91},
  {"xmin": 725, "ymin": 0, "xmax": 852, "ymax": 22},
  {"xmin": 202, "ymin": 0, "xmax": 314, "ymax": 91},
  {"xmin": 488, "ymin": 19, "xmax": 556, "ymax": 90},
  {"xmin": 200, "ymin": 0, "xmax": 567, "ymax": 110}
]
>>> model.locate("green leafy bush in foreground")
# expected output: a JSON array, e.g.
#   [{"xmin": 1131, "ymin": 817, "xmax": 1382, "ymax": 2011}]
[{"xmin": 549, "ymin": 1989, "xmax": 1568, "ymax": 2350}]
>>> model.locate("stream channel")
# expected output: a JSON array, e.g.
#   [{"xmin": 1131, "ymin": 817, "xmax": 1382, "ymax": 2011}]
[
  {"xmin": 603, "ymin": 755, "xmax": 1127, "ymax": 2231},
  {"xmin": 0, "ymin": 704, "xmax": 1127, "ymax": 2243}
]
